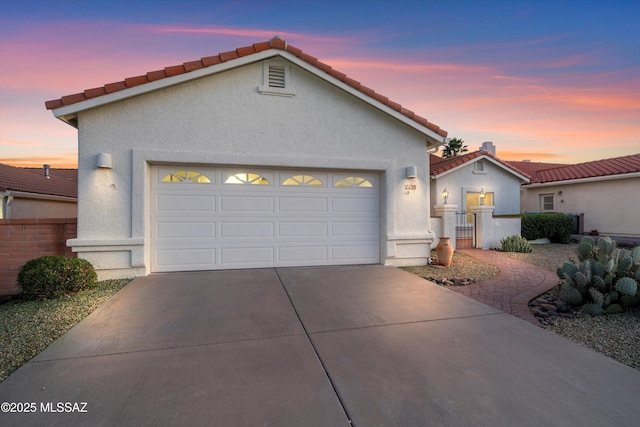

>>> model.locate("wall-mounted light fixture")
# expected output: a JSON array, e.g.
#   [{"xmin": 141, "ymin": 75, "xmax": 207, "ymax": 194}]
[
  {"xmin": 479, "ymin": 188, "xmax": 486, "ymax": 206},
  {"xmin": 406, "ymin": 166, "xmax": 417, "ymax": 179},
  {"xmin": 96, "ymin": 153, "xmax": 113, "ymax": 169},
  {"xmin": 441, "ymin": 187, "xmax": 449, "ymax": 204}
]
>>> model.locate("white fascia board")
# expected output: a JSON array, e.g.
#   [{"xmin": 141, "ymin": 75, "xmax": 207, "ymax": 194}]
[
  {"xmin": 432, "ymin": 155, "xmax": 530, "ymax": 182},
  {"xmin": 524, "ymin": 171, "xmax": 640, "ymax": 188},
  {"xmin": 51, "ymin": 50, "xmax": 281, "ymax": 127},
  {"xmin": 5, "ymin": 190, "xmax": 77, "ymax": 202}
]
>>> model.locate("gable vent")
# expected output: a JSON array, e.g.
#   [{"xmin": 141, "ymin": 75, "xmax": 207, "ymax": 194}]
[
  {"xmin": 268, "ymin": 65, "xmax": 286, "ymax": 88},
  {"xmin": 258, "ymin": 61, "xmax": 295, "ymax": 97}
]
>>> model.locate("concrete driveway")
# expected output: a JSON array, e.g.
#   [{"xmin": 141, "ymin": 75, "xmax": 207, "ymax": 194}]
[{"xmin": 1, "ymin": 265, "xmax": 639, "ymax": 426}]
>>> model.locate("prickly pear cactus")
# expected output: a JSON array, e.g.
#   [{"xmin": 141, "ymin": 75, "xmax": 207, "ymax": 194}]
[
  {"xmin": 554, "ymin": 236, "xmax": 640, "ymax": 315},
  {"xmin": 615, "ymin": 277, "xmax": 638, "ymax": 297}
]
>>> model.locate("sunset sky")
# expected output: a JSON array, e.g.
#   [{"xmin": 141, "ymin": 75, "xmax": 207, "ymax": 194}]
[{"xmin": 1, "ymin": 0, "xmax": 639, "ymax": 168}]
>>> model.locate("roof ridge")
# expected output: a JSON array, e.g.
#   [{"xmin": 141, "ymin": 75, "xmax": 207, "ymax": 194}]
[{"xmin": 45, "ymin": 37, "xmax": 447, "ymax": 138}]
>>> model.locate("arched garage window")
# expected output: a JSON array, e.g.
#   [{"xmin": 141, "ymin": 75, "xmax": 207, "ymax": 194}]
[
  {"xmin": 162, "ymin": 171, "xmax": 211, "ymax": 183},
  {"xmin": 282, "ymin": 175, "xmax": 323, "ymax": 186},
  {"xmin": 335, "ymin": 176, "xmax": 373, "ymax": 188},
  {"xmin": 225, "ymin": 173, "xmax": 270, "ymax": 185}
]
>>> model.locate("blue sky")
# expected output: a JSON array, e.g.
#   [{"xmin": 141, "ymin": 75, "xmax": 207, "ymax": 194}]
[{"xmin": 1, "ymin": 0, "xmax": 639, "ymax": 166}]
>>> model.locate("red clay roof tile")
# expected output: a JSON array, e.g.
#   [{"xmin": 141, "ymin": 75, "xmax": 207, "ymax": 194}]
[
  {"xmin": 527, "ymin": 153, "xmax": 640, "ymax": 184},
  {"xmin": 105, "ymin": 81, "xmax": 127, "ymax": 93},
  {"xmin": 202, "ymin": 55, "xmax": 223, "ymax": 67},
  {"xmin": 125, "ymin": 75, "xmax": 149, "ymax": 87},
  {"xmin": 218, "ymin": 50, "xmax": 239, "ymax": 62},
  {"xmin": 146, "ymin": 70, "xmax": 167, "ymax": 81},
  {"xmin": 84, "ymin": 87, "xmax": 107, "ymax": 98},
  {"xmin": 44, "ymin": 37, "xmax": 448, "ymax": 138},
  {"xmin": 164, "ymin": 65, "xmax": 186, "ymax": 77},
  {"xmin": 183, "ymin": 60, "xmax": 204, "ymax": 72},
  {"xmin": 253, "ymin": 41, "xmax": 271, "ymax": 52}
]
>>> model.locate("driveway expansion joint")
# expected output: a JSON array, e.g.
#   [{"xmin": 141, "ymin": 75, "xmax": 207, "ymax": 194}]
[{"xmin": 274, "ymin": 267, "xmax": 354, "ymax": 425}]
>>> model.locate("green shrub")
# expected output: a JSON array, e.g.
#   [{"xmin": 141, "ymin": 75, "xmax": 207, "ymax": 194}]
[
  {"xmin": 521, "ymin": 213, "xmax": 574, "ymax": 243},
  {"xmin": 500, "ymin": 235, "xmax": 533, "ymax": 253},
  {"xmin": 17, "ymin": 256, "xmax": 98, "ymax": 300}
]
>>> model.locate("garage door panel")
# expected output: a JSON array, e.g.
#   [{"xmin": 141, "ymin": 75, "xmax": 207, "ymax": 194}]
[
  {"xmin": 221, "ymin": 196, "xmax": 274, "ymax": 212},
  {"xmin": 332, "ymin": 197, "xmax": 378, "ymax": 213},
  {"xmin": 279, "ymin": 245, "xmax": 328, "ymax": 262},
  {"xmin": 278, "ymin": 221, "xmax": 328, "ymax": 238},
  {"xmin": 156, "ymin": 221, "xmax": 216, "ymax": 239},
  {"xmin": 332, "ymin": 221, "xmax": 378, "ymax": 237},
  {"xmin": 156, "ymin": 248, "xmax": 216, "ymax": 268},
  {"xmin": 221, "ymin": 247, "xmax": 274, "ymax": 264},
  {"xmin": 278, "ymin": 197, "xmax": 328, "ymax": 213},
  {"xmin": 220, "ymin": 222, "xmax": 274, "ymax": 238},
  {"xmin": 156, "ymin": 194, "xmax": 216, "ymax": 212},
  {"xmin": 332, "ymin": 244, "xmax": 380, "ymax": 261}
]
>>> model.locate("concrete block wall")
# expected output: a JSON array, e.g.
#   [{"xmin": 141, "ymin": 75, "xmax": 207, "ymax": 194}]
[{"xmin": 0, "ymin": 218, "xmax": 77, "ymax": 297}]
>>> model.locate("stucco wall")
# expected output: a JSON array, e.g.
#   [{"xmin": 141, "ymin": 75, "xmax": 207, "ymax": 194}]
[
  {"xmin": 70, "ymin": 58, "xmax": 438, "ymax": 278},
  {"xmin": 521, "ymin": 176, "xmax": 640, "ymax": 237},
  {"xmin": 430, "ymin": 159, "xmax": 523, "ymax": 216},
  {"xmin": 6, "ymin": 197, "xmax": 77, "ymax": 219}
]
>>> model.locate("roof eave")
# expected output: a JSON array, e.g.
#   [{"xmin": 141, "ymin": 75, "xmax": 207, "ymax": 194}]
[{"xmin": 49, "ymin": 49, "xmax": 448, "ymax": 144}]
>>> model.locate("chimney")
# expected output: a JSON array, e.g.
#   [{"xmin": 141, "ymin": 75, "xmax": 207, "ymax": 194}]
[
  {"xmin": 43, "ymin": 164, "xmax": 50, "ymax": 179},
  {"xmin": 479, "ymin": 141, "xmax": 496, "ymax": 156}
]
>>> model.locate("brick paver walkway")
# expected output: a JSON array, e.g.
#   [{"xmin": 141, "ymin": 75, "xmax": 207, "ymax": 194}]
[{"xmin": 450, "ymin": 249, "xmax": 560, "ymax": 326}]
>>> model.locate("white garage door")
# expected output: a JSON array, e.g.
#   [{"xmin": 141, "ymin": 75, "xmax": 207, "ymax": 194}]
[{"xmin": 151, "ymin": 165, "xmax": 380, "ymax": 272}]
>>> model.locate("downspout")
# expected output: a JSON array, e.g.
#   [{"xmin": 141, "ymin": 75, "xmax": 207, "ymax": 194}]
[{"xmin": 2, "ymin": 191, "xmax": 13, "ymax": 219}]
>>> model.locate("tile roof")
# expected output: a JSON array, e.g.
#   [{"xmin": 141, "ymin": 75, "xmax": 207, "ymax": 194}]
[
  {"xmin": 430, "ymin": 151, "xmax": 530, "ymax": 179},
  {"xmin": 525, "ymin": 153, "xmax": 640, "ymax": 184},
  {"xmin": 22, "ymin": 167, "xmax": 78, "ymax": 183},
  {"xmin": 0, "ymin": 163, "xmax": 77, "ymax": 198},
  {"xmin": 505, "ymin": 160, "xmax": 567, "ymax": 178},
  {"xmin": 45, "ymin": 37, "xmax": 447, "ymax": 138}
]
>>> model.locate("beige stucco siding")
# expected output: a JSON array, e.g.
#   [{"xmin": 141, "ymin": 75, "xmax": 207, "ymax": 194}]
[
  {"xmin": 521, "ymin": 176, "xmax": 640, "ymax": 237},
  {"xmin": 5, "ymin": 197, "xmax": 76, "ymax": 219}
]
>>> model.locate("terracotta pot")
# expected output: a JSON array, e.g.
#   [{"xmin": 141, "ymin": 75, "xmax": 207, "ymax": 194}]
[{"xmin": 436, "ymin": 237, "xmax": 454, "ymax": 266}]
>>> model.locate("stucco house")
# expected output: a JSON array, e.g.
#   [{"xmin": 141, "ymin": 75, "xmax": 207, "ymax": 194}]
[
  {"xmin": 45, "ymin": 37, "xmax": 449, "ymax": 279},
  {"xmin": 429, "ymin": 150, "xmax": 530, "ymax": 218},
  {"xmin": 515, "ymin": 153, "xmax": 640, "ymax": 238},
  {"xmin": 0, "ymin": 163, "xmax": 77, "ymax": 219}
]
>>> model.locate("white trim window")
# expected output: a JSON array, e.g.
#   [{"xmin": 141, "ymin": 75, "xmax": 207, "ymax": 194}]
[{"xmin": 539, "ymin": 193, "xmax": 555, "ymax": 212}]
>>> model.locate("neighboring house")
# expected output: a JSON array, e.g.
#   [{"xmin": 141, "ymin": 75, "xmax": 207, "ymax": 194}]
[
  {"xmin": 45, "ymin": 37, "xmax": 449, "ymax": 279},
  {"xmin": 429, "ymin": 151, "xmax": 530, "ymax": 219},
  {"xmin": 517, "ymin": 153, "xmax": 640, "ymax": 237},
  {"xmin": 0, "ymin": 163, "xmax": 77, "ymax": 218}
]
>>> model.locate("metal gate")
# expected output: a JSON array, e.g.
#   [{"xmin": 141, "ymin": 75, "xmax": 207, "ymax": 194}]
[{"xmin": 456, "ymin": 211, "xmax": 475, "ymax": 248}]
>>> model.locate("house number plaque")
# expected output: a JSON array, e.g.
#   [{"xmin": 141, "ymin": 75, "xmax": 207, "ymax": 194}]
[{"xmin": 404, "ymin": 184, "xmax": 417, "ymax": 191}]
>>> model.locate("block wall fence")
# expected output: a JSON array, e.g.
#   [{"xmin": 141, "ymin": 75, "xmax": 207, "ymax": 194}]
[{"xmin": 0, "ymin": 218, "xmax": 77, "ymax": 297}]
